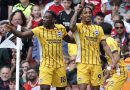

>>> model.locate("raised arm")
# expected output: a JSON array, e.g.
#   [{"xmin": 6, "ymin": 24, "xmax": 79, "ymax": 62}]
[
  {"xmin": 70, "ymin": 4, "xmax": 82, "ymax": 32},
  {"xmin": 4, "ymin": 25, "xmax": 34, "ymax": 38}
]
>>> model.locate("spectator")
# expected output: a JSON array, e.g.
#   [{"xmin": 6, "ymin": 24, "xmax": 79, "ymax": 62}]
[
  {"xmin": 10, "ymin": 48, "xmax": 16, "ymax": 77},
  {"xmin": 12, "ymin": 0, "xmax": 34, "ymax": 18},
  {"xmin": 119, "ymin": 0, "xmax": 130, "ymax": 20},
  {"xmin": 0, "ymin": 0, "xmax": 13, "ymax": 21},
  {"xmin": 23, "ymin": 67, "xmax": 39, "ymax": 90},
  {"xmin": 125, "ymin": 39, "xmax": 130, "ymax": 59},
  {"xmin": 0, "ymin": 22, "xmax": 11, "ymax": 68},
  {"xmin": 104, "ymin": 1, "xmax": 121, "ymax": 26},
  {"xmin": 81, "ymin": 0, "xmax": 109, "ymax": 16},
  {"xmin": 0, "ymin": 66, "xmax": 11, "ymax": 90},
  {"xmin": 58, "ymin": 0, "xmax": 76, "ymax": 56},
  {"xmin": 43, "ymin": 0, "xmax": 64, "ymax": 15},
  {"xmin": 20, "ymin": 61, "xmax": 30, "ymax": 83},
  {"xmin": 9, "ymin": 10, "xmax": 33, "ymax": 61},
  {"xmin": 66, "ymin": 60, "xmax": 79, "ymax": 90},
  {"xmin": 27, "ymin": 5, "xmax": 42, "ymax": 65},
  {"xmin": 113, "ymin": 20, "xmax": 130, "ymax": 59},
  {"xmin": 8, "ymin": 77, "xmax": 15, "ymax": 90}
]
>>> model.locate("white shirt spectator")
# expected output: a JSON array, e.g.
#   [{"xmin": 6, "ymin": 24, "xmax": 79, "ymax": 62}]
[{"xmin": 104, "ymin": 14, "xmax": 130, "ymax": 33}]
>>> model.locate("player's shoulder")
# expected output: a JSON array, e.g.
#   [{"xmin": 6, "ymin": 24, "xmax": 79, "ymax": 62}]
[
  {"xmin": 106, "ymin": 37, "xmax": 116, "ymax": 44},
  {"xmin": 76, "ymin": 23, "xmax": 83, "ymax": 27},
  {"xmin": 32, "ymin": 26, "xmax": 43, "ymax": 31},
  {"xmin": 55, "ymin": 24, "xmax": 65, "ymax": 29}
]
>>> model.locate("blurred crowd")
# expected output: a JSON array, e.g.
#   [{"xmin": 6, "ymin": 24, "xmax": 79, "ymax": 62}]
[{"xmin": 0, "ymin": 0, "xmax": 130, "ymax": 90}]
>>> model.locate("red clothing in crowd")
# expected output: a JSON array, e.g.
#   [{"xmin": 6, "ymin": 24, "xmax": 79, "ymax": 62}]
[
  {"xmin": 32, "ymin": 19, "xmax": 43, "ymax": 28},
  {"xmin": 23, "ymin": 80, "xmax": 39, "ymax": 90},
  {"xmin": 87, "ymin": 0, "xmax": 102, "ymax": 16},
  {"xmin": 48, "ymin": 4, "xmax": 64, "ymax": 15}
]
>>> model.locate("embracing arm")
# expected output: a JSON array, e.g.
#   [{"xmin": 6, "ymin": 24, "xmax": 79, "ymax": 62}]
[
  {"xmin": 4, "ymin": 25, "xmax": 34, "ymax": 38},
  {"xmin": 63, "ymin": 35, "xmax": 76, "ymax": 43}
]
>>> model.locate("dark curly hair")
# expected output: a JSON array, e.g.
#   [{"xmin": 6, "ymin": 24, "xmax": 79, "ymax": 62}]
[{"xmin": 9, "ymin": 10, "xmax": 27, "ymax": 26}]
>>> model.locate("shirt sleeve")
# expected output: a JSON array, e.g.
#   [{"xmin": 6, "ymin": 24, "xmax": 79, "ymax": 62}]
[
  {"xmin": 99, "ymin": 26, "xmax": 106, "ymax": 41},
  {"xmin": 32, "ymin": 26, "xmax": 40, "ymax": 37},
  {"xmin": 106, "ymin": 37, "xmax": 118, "ymax": 53}
]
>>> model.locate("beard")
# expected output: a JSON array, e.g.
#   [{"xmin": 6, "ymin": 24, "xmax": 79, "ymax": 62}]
[{"xmin": 27, "ymin": 76, "xmax": 37, "ymax": 82}]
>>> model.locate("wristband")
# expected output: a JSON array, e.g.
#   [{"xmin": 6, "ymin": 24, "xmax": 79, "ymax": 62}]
[{"xmin": 107, "ymin": 66, "xmax": 111, "ymax": 71}]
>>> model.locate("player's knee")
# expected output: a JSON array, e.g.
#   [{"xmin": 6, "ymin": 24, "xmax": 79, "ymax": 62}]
[{"xmin": 40, "ymin": 85, "xmax": 50, "ymax": 90}]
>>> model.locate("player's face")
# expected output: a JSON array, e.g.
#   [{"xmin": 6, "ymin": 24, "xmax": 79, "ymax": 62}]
[
  {"xmin": 115, "ymin": 23, "xmax": 124, "ymax": 35},
  {"xmin": 43, "ymin": 12, "xmax": 55, "ymax": 27},
  {"xmin": 81, "ymin": 8, "xmax": 92, "ymax": 23}
]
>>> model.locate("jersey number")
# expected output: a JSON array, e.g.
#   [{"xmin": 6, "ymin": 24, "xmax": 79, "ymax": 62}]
[{"xmin": 61, "ymin": 76, "xmax": 66, "ymax": 83}]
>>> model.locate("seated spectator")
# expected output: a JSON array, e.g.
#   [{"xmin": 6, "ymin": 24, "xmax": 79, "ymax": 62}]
[
  {"xmin": 0, "ymin": 23, "xmax": 11, "ymax": 68},
  {"xmin": 8, "ymin": 77, "xmax": 15, "ymax": 90},
  {"xmin": 66, "ymin": 60, "xmax": 79, "ymax": 90},
  {"xmin": 27, "ymin": 5, "xmax": 42, "ymax": 65},
  {"xmin": 10, "ymin": 48, "xmax": 16, "ymax": 77},
  {"xmin": 57, "ymin": 0, "xmax": 76, "ymax": 56},
  {"xmin": 12, "ymin": 0, "xmax": 34, "ymax": 18},
  {"xmin": 125, "ymin": 39, "xmax": 130, "ymax": 59},
  {"xmin": 23, "ymin": 67, "xmax": 39, "ymax": 90},
  {"xmin": 104, "ymin": 1, "xmax": 121, "ymax": 26},
  {"xmin": 20, "ymin": 61, "xmax": 30, "ymax": 84},
  {"xmin": 113, "ymin": 20, "xmax": 130, "ymax": 57},
  {"xmin": 9, "ymin": 10, "xmax": 33, "ymax": 61},
  {"xmin": 43, "ymin": 0, "xmax": 64, "ymax": 15},
  {"xmin": 0, "ymin": 66, "xmax": 11, "ymax": 90},
  {"xmin": 119, "ymin": 0, "xmax": 130, "ymax": 20}
]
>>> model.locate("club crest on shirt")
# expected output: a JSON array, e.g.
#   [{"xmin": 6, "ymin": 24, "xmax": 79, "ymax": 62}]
[
  {"xmin": 57, "ymin": 31, "xmax": 62, "ymax": 37},
  {"xmin": 94, "ymin": 30, "xmax": 99, "ymax": 36}
]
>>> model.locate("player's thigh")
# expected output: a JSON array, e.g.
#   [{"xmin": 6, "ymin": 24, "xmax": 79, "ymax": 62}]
[
  {"xmin": 52, "ymin": 66, "xmax": 67, "ymax": 87},
  {"xmin": 91, "ymin": 65, "xmax": 104, "ymax": 86},
  {"xmin": 39, "ymin": 66, "xmax": 54, "ymax": 85},
  {"xmin": 105, "ymin": 72, "xmax": 128, "ymax": 90},
  {"xmin": 77, "ymin": 63, "xmax": 90, "ymax": 85}
]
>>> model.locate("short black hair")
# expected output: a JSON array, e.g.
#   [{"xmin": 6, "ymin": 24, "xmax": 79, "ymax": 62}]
[
  {"xmin": 95, "ymin": 12, "xmax": 105, "ymax": 18},
  {"xmin": 45, "ymin": 10, "xmax": 57, "ymax": 19},
  {"xmin": 110, "ymin": 0, "xmax": 121, "ymax": 6},
  {"xmin": 114, "ymin": 20, "xmax": 125, "ymax": 27},
  {"xmin": 9, "ymin": 77, "xmax": 15, "ymax": 83},
  {"xmin": 99, "ymin": 22, "xmax": 112, "ymax": 35}
]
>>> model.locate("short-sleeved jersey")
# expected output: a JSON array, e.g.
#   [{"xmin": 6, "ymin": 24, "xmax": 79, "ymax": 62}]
[
  {"xmin": 32, "ymin": 24, "xmax": 67, "ymax": 68},
  {"xmin": 75, "ymin": 23, "xmax": 105, "ymax": 65},
  {"xmin": 106, "ymin": 37, "xmax": 125, "ymax": 67},
  {"xmin": 12, "ymin": 3, "xmax": 34, "ymax": 17}
]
